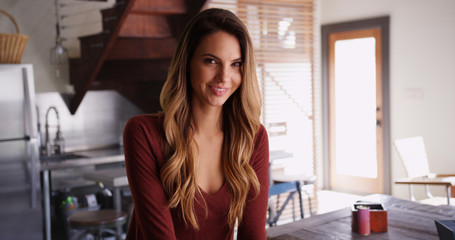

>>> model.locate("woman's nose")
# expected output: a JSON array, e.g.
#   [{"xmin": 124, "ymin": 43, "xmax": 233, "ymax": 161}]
[{"xmin": 217, "ymin": 65, "xmax": 230, "ymax": 82}]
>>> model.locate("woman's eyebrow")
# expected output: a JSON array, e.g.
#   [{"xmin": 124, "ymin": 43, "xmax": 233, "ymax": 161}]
[
  {"xmin": 201, "ymin": 53, "xmax": 220, "ymax": 60},
  {"xmin": 201, "ymin": 53, "xmax": 242, "ymax": 62}
]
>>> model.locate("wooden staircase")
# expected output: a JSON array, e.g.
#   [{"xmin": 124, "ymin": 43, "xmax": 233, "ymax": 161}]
[{"xmin": 68, "ymin": 0, "xmax": 207, "ymax": 114}]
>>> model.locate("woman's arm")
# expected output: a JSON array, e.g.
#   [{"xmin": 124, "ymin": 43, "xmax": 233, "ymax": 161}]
[
  {"xmin": 123, "ymin": 116, "xmax": 177, "ymax": 239},
  {"xmin": 237, "ymin": 125, "xmax": 269, "ymax": 240}
]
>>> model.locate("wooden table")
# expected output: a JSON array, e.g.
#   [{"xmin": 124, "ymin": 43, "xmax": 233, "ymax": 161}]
[{"xmin": 267, "ymin": 194, "xmax": 455, "ymax": 239}]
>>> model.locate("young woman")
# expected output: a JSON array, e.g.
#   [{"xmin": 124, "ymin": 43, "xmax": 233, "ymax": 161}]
[{"xmin": 123, "ymin": 8, "xmax": 269, "ymax": 239}]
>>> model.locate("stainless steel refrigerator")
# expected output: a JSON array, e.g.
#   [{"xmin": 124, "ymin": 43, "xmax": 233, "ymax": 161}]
[{"xmin": 0, "ymin": 64, "xmax": 40, "ymax": 208}]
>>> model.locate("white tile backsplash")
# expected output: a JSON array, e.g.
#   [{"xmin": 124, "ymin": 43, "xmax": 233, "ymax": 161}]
[{"xmin": 36, "ymin": 90, "xmax": 144, "ymax": 152}]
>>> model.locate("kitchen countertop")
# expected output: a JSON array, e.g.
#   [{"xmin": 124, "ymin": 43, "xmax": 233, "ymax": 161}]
[{"xmin": 40, "ymin": 147, "xmax": 125, "ymax": 171}]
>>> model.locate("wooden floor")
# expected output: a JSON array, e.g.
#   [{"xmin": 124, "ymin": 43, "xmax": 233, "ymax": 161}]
[{"xmin": 420, "ymin": 196, "xmax": 455, "ymax": 206}]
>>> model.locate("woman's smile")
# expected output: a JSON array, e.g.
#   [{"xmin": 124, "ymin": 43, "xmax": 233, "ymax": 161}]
[{"xmin": 209, "ymin": 86, "xmax": 228, "ymax": 96}]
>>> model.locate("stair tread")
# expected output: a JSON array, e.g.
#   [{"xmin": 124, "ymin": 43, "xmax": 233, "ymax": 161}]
[
  {"xmin": 118, "ymin": 14, "xmax": 173, "ymax": 38},
  {"xmin": 107, "ymin": 37, "xmax": 177, "ymax": 60},
  {"xmin": 131, "ymin": 0, "xmax": 187, "ymax": 14},
  {"xmin": 78, "ymin": 32, "xmax": 110, "ymax": 41}
]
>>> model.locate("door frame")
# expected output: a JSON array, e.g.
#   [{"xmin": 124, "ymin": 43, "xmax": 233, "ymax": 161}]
[{"xmin": 321, "ymin": 16, "xmax": 391, "ymax": 194}]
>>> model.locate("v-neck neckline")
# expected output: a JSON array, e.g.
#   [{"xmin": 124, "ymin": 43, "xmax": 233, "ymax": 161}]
[{"xmin": 198, "ymin": 180, "xmax": 228, "ymax": 197}]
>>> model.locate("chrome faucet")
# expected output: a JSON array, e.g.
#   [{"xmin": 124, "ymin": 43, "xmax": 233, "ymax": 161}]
[{"xmin": 43, "ymin": 106, "xmax": 65, "ymax": 156}]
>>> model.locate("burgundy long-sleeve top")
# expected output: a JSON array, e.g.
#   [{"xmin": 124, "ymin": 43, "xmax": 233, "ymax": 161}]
[{"xmin": 123, "ymin": 114, "xmax": 269, "ymax": 240}]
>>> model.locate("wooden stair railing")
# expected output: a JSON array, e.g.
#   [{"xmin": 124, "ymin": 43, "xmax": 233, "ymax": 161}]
[{"xmin": 68, "ymin": 0, "xmax": 207, "ymax": 114}]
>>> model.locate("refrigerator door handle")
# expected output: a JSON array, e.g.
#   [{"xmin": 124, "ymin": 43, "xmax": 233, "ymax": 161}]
[
  {"xmin": 22, "ymin": 66, "xmax": 40, "ymax": 209},
  {"xmin": 0, "ymin": 136, "xmax": 31, "ymax": 142}
]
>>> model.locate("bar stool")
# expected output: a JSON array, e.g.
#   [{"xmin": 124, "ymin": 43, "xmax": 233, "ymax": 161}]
[{"xmin": 68, "ymin": 209, "xmax": 127, "ymax": 240}]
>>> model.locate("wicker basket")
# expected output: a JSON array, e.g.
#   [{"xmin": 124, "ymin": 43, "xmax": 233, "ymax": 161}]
[{"xmin": 0, "ymin": 9, "xmax": 29, "ymax": 64}]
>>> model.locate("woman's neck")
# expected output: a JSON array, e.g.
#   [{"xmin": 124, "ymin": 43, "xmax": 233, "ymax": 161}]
[{"xmin": 191, "ymin": 104, "xmax": 223, "ymax": 135}]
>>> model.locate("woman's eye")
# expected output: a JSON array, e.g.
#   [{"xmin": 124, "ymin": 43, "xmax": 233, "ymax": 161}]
[
  {"xmin": 204, "ymin": 58, "xmax": 216, "ymax": 64},
  {"xmin": 233, "ymin": 61, "xmax": 243, "ymax": 68}
]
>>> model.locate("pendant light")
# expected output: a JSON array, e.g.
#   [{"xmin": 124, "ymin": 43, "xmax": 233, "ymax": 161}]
[{"xmin": 50, "ymin": 0, "xmax": 69, "ymax": 83}]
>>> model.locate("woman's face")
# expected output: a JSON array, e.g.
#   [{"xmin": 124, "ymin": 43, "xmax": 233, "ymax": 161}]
[{"xmin": 189, "ymin": 31, "xmax": 242, "ymax": 109}]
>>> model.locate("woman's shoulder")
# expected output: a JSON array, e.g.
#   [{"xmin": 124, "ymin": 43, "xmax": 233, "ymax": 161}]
[
  {"xmin": 254, "ymin": 124, "xmax": 268, "ymax": 142},
  {"xmin": 249, "ymin": 124, "xmax": 269, "ymax": 175},
  {"xmin": 127, "ymin": 112, "xmax": 163, "ymax": 125},
  {"xmin": 251, "ymin": 124, "xmax": 269, "ymax": 159},
  {"xmin": 125, "ymin": 113, "xmax": 164, "ymax": 135}
]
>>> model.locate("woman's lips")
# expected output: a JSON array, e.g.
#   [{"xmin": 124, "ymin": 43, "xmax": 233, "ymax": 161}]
[{"xmin": 210, "ymin": 86, "xmax": 228, "ymax": 96}]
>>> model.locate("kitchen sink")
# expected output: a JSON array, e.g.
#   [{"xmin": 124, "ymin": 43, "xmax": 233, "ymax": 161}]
[{"xmin": 40, "ymin": 153, "xmax": 87, "ymax": 162}]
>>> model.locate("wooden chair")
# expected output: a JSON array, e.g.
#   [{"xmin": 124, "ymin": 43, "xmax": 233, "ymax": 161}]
[{"xmin": 394, "ymin": 136, "xmax": 455, "ymax": 205}]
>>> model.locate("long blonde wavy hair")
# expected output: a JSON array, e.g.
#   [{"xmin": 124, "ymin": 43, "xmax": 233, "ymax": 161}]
[{"xmin": 159, "ymin": 8, "xmax": 262, "ymax": 230}]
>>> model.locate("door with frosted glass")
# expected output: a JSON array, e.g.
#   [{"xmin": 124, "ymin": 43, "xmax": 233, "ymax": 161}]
[{"xmin": 328, "ymin": 28, "xmax": 384, "ymax": 194}]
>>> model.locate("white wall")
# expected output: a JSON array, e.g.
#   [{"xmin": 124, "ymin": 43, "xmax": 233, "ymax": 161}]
[
  {"xmin": 321, "ymin": 0, "xmax": 455, "ymax": 200},
  {"xmin": 0, "ymin": 0, "xmax": 113, "ymax": 93},
  {"xmin": 1, "ymin": 0, "xmax": 56, "ymax": 92}
]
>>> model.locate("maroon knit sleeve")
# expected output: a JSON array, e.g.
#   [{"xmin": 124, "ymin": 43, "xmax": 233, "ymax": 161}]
[
  {"xmin": 237, "ymin": 125, "xmax": 269, "ymax": 240},
  {"xmin": 123, "ymin": 115, "xmax": 177, "ymax": 240}
]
